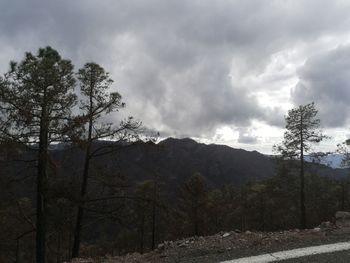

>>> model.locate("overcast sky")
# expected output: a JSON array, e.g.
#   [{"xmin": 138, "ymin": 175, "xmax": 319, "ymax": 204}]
[{"xmin": 1, "ymin": 0, "xmax": 350, "ymax": 153}]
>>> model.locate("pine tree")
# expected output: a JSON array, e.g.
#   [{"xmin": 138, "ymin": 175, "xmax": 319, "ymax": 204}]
[
  {"xmin": 0, "ymin": 47, "xmax": 77, "ymax": 263},
  {"xmin": 71, "ymin": 62, "xmax": 140, "ymax": 258},
  {"xmin": 275, "ymin": 102, "xmax": 327, "ymax": 229},
  {"xmin": 177, "ymin": 173, "xmax": 208, "ymax": 236}
]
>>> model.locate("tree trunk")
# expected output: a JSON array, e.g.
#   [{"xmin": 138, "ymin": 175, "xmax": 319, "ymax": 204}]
[
  {"xmin": 194, "ymin": 205, "xmax": 199, "ymax": 236},
  {"xmin": 71, "ymin": 142, "xmax": 91, "ymax": 258},
  {"xmin": 139, "ymin": 211, "xmax": 145, "ymax": 254},
  {"xmin": 15, "ymin": 239, "xmax": 19, "ymax": 263},
  {"xmin": 300, "ymin": 114, "xmax": 306, "ymax": 229},
  {"xmin": 241, "ymin": 192, "xmax": 247, "ymax": 231},
  {"xmin": 56, "ymin": 229, "xmax": 62, "ymax": 263},
  {"xmin": 151, "ymin": 182, "xmax": 156, "ymax": 250},
  {"xmin": 72, "ymin": 87, "xmax": 94, "ymax": 258},
  {"xmin": 37, "ymin": 94, "xmax": 49, "ymax": 263},
  {"xmin": 341, "ymin": 182, "xmax": 346, "ymax": 210},
  {"xmin": 68, "ymin": 226, "xmax": 72, "ymax": 260},
  {"xmin": 259, "ymin": 195, "xmax": 265, "ymax": 231}
]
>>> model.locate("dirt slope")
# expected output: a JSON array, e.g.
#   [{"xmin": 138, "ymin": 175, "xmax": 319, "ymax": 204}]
[{"xmin": 66, "ymin": 223, "xmax": 350, "ymax": 263}]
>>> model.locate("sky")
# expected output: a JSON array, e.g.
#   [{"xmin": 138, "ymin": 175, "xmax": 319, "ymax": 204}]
[{"xmin": 1, "ymin": 0, "xmax": 350, "ymax": 153}]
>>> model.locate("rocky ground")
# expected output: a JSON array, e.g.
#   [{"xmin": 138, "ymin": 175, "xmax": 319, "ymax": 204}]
[{"xmin": 65, "ymin": 220, "xmax": 350, "ymax": 263}]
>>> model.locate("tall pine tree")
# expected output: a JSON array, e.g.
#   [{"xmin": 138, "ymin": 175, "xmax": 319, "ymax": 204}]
[
  {"xmin": 71, "ymin": 62, "xmax": 140, "ymax": 258},
  {"xmin": 0, "ymin": 47, "xmax": 77, "ymax": 263},
  {"xmin": 275, "ymin": 102, "xmax": 327, "ymax": 229}
]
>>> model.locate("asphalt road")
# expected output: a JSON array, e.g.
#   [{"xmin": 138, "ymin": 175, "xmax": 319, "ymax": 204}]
[
  {"xmin": 218, "ymin": 242, "xmax": 350, "ymax": 263},
  {"xmin": 279, "ymin": 250, "xmax": 350, "ymax": 262},
  {"xmin": 216, "ymin": 242, "xmax": 350, "ymax": 263}
]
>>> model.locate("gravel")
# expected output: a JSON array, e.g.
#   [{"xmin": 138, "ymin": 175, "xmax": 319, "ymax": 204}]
[{"xmin": 65, "ymin": 222, "xmax": 350, "ymax": 263}]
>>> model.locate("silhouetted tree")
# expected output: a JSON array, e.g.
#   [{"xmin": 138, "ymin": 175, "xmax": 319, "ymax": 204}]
[
  {"xmin": 71, "ymin": 62, "xmax": 140, "ymax": 258},
  {"xmin": 275, "ymin": 102, "xmax": 327, "ymax": 229},
  {"xmin": 206, "ymin": 189, "xmax": 226, "ymax": 233},
  {"xmin": 134, "ymin": 180, "xmax": 156, "ymax": 253},
  {"xmin": 0, "ymin": 47, "xmax": 77, "ymax": 263},
  {"xmin": 336, "ymin": 139, "xmax": 350, "ymax": 210},
  {"xmin": 177, "ymin": 173, "xmax": 208, "ymax": 236}
]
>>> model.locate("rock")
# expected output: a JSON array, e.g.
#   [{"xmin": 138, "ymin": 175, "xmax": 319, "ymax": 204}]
[
  {"xmin": 313, "ymin": 227, "xmax": 321, "ymax": 232},
  {"xmin": 179, "ymin": 242, "xmax": 187, "ymax": 248},
  {"xmin": 69, "ymin": 259, "xmax": 94, "ymax": 263},
  {"xmin": 335, "ymin": 211, "xmax": 350, "ymax": 227},
  {"xmin": 157, "ymin": 243, "xmax": 165, "ymax": 250},
  {"xmin": 222, "ymin": 232, "xmax": 230, "ymax": 238},
  {"xmin": 319, "ymin": 221, "xmax": 333, "ymax": 229},
  {"xmin": 234, "ymin": 229, "xmax": 242, "ymax": 233},
  {"xmin": 336, "ymin": 211, "xmax": 350, "ymax": 219},
  {"xmin": 245, "ymin": 231, "xmax": 252, "ymax": 234}
]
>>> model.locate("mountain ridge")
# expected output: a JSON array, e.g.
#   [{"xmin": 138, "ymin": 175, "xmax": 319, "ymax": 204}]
[{"xmin": 49, "ymin": 137, "xmax": 346, "ymax": 189}]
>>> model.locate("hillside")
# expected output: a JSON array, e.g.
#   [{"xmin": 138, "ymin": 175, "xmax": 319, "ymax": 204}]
[
  {"xmin": 67, "ymin": 222, "xmax": 350, "ymax": 263},
  {"xmin": 111, "ymin": 137, "xmax": 275, "ymax": 186},
  {"xmin": 2, "ymin": 137, "xmax": 346, "ymax": 203},
  {"xmin": 1, "ymin": 138, "xmax": 349, "ymax": 262},
  {"xmin": 50, "ymin": 137, "xmax": 347, "ymax": 190}
]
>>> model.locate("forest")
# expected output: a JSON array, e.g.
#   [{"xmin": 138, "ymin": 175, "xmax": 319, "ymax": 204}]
[{"xmin": 0, "ymin": 47, "xmax": 350, "ymax": 263}]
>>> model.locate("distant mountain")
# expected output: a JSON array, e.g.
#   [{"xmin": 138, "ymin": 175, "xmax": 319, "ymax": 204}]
[
  {"xmin": 53, "ymin": 137, "xmax": 276, "ymax": 191},
  {"xmin": 305, "ymin": 153, "xmax": 346, "ymax": 169},
  {"xmin": 129, "ymin": 137, "xmax": 276, "ymax": 186},
  {"xmin": 2, "ymin": 138, "xmax": 347, "ymax": 195},
  {"xmin": 53, "ymin": 137, "xmax": 345, "ymax": 190}
]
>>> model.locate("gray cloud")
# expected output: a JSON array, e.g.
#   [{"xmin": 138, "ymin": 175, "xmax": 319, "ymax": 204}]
[
  {"xmin": 237, "ymin": 129, "xmax": 258, "ymax": 144},
  {"xmin": 292, "ymin": 45, "xmax": 350, "ymax": 127},
  {"xmin": 2, "ymin": 0, "xmax": 350, "ymax": 139}
]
